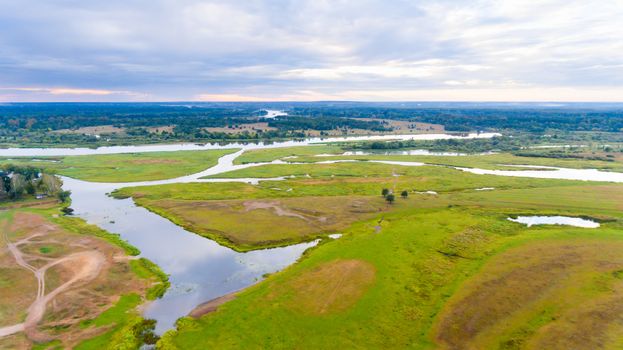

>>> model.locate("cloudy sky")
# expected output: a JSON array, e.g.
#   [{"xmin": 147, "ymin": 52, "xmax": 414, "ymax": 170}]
[{"xmin": 1, "ymin": 0, "xmax": 622, "ymax": 102}]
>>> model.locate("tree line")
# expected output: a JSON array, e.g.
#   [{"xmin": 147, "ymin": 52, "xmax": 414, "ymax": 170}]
[{"xmin": 0, "ymin": 165, "xmax": 69, "ymax": 202}]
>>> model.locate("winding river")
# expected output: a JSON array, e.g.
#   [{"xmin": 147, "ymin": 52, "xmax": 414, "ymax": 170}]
[
  {"xmin": 3, "ymin": 132, "xmax": 623, "ymax": 334},
  {"xmin": 0, "ymin": 133, "xmax": 496, "ymax": 333}
]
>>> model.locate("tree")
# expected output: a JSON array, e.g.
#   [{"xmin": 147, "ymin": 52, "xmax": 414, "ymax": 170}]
[
  {"xmin": 39, "ymin": 173, "xmax": 61, "ymax": 194},
  {"xmin": 25, "ymin": 181, "xmax": 36, "ymax": 195},
  {"xmin": 381, "ymin": 188, "xmax": 390, "ymax": 197},
  {"xmin": 58, "ymin": 190, "xmax": 71, "ymax": 203},
  {"xmin": 9, "ymin": 174, "xmax": 26, "ymax": 199},
  {"xmin": 385, "ymin": 194, "xmax": 395, "ymax": 204},
  {"xmin": 0, "ymin": 181, "xmax": 6, "ymax": 200},
  {"xmin": 401, "ymin": 190, "xmax": 409, "ymax": 199}
]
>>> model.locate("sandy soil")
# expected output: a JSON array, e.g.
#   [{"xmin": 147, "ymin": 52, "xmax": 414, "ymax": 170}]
[
  {"xmin": 0, "ymin": 212, "xmax": 148, "ymax": 348},
  {"xmin": 1, "ymin": 220, "xmax": 106, "ymax": 341}
]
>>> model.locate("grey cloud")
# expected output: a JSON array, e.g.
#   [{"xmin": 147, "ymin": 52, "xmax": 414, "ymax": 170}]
[{"xmin": 0, "ymin": 0, "xmax": 622, "ymax": 101}]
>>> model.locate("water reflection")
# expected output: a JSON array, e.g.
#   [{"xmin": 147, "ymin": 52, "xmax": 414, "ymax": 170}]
[{"xmin": 63, "ymin": 176, "xmax": 317, "ymax": 333}]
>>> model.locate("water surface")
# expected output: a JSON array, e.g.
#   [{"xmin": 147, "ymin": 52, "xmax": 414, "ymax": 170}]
[
  {"xmin": 63, "ymin": 176, "xmax": 317, "ymax": 333},
  {"xmin": 508, "ymin": 216, "xmax": 600, "ymax": 228},
  {"xmin": 0, "ymin": 133, "xmax": 500, "ymax": 157},
  {"xmin": 457, "ymin": 165, "xmax": 623, "ymax": 183},
  {"xmin": 50, "ymin": 133, "xmax": 498, "ymax": 333}
]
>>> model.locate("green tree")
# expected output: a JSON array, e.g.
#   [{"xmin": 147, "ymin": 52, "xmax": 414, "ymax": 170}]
[
  {"xmin": 385, "ymin": 194, "xmax": 395, "ymax": 204},
  {"xmin": 401, "ymin": 190, "xmax": 409, "ymax": 199},
  {"xmin": 381, "ymin": 188, "xmax": 390, "ymax": 197},
  {"xmin": 9, "ymin": 174, "xmax": 26, "ymax": 199},
  {"xmin": 58, "ymin": 190, "xmax": 71, "ymax": 203}
]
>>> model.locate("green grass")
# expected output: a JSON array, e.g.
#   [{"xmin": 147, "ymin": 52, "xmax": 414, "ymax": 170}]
[
  {"xmin": 233, "ymin": 145, "xmax": 345, "ymax": 164},
  {"xmin": 227, "ymin": 145, "xmax": 623, "ymax": 172},
  {"xmin": 160, "ymin": 185, "xmax": 623, "ymax": 349},
  {"xmin": 0, "ymin": 149, "xmax": 238, "ymax": 182},
  {"xmin": 75, "ymin": 294, "xmax": 145, "ymax": 350},
  {"xmin": 130, "ymin": 258, "xmax": 171, "ymax": 300},
  {"xmin": 114, "ymin": 163, "xmax": 593, "ymax": 252},
  {"xmin": 286, "ymin": 152, "xmax": 623, "ymax": 172},
  {"xmin": 53, "ymin": 214, "xmax": 141, "ymax": 255},
  {"xmin": 122, "ymin": 164, "xmax": 586, "ymax": 201}
]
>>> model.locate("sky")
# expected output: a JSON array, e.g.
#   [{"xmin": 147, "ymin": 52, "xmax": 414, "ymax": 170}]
[{"xmin": 0, "ymin": 0, "xmax": 622, "ymax": 102}]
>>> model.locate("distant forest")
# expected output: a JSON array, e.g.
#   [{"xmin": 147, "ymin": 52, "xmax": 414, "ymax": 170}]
[{"xmin": 1, "ymin": 102, "xmax": 622, "ymax": 146}]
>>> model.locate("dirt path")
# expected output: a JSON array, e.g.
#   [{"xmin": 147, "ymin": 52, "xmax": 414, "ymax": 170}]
[
  {"xmin": 0, "ymin": 324, "xmax": 25, "ymax": 338},
  {"xmin": 1, "ymin": 230, "xmax": 105, "ymax": 340}
]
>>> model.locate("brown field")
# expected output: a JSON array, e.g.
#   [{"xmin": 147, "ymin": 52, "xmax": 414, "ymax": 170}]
[
  {"xmin": 0, "ymin": 212, "xmax": 150, "ymax": 348},
  {"xmin": 147, "ymin": 125, "xmax": 175, "ymax": 133},
  {"xmin": 142, "ymin": 195, "xmax": 387, "ymax": 250},
  {"xmin": 53, "ymin": 125, "xmax": 125, "ymax": 135},
  {"xmin": 357, "ymin": 118, "xmax": 445, "ymax": 133},
  {"xmin": 267, "ymin": 259, "xmax": 376, "ymax": 315},
  {"xmin": 433, "ymin": 238, "xmax": 623, "ymax": 350},
  {"xmin": 204, "ymin": 122, "xmax": 276, "ymax": 134},
  {"xmin": 296, "ymin": 119, "xmax": 443, "ymax": 137}
]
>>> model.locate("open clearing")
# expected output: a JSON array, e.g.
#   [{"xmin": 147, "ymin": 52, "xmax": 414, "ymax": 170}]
[
  {"xmin": 132, "ymin": 195, "xmax": 386, "ymax": 251},
  {"xmin": 203, "ymin": 122, "xmax": 276, "ymax": 134},
  {"xmin": 53, "ymin": 125, "xmax": 126, "ymax": 135},
  {"xmin": 0, "ymin": 207, "xmax": 160, "ymax": 349},
  {"xmin": 271, "ymin": 259, "xmax": 376, "ymax": 315},
  {"xmin": 435, "ymin": 238, "xmax": 623, "ymax": 349}
]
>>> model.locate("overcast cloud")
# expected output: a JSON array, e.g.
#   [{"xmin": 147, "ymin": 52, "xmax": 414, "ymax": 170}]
[{"xmin": 1, "ymin": 0, "xmax": 622, "ymax": 102}]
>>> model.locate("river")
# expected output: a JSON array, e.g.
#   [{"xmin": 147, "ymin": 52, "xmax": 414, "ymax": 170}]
[
  {"xmin": 6, "ymin": 131, "xmax": 623, "ymax": 334},
  {"xmin": 26, "ymin": 133, "xmax": 493, "ymax": 333}
]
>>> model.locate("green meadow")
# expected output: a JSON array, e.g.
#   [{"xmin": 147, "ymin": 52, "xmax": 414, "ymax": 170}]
[
  {"xmin": 158, "ymin": 185, "xmax": 623, "ymax": 349},
  {"xmin": 229, "ymin": 145, "xmax": 623, "ymax": 172},
  {"xmin": 6, "ymin": 145, "xmax": 622, "ymax": 349},
  {"xmin": 115, "ymin": 162, "xmax": 594, "ymax": 251},
  {"xmin": 0, "ymin": 149, "xmax": 237, "ymax": 182},
  {"xmin": 111, "ymin": 154, "xmax": 623, "ymax": 349}
]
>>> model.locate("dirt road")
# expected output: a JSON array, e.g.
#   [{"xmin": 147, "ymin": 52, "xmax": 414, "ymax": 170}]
[{"xmin": 1, "ymin": 230, "xmax": 105, "ymax": 340}]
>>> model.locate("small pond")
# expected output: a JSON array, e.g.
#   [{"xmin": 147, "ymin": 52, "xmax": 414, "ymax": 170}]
[{"xmin": 508, "ymin": 216, "xmax": 600, "ymax": 228}]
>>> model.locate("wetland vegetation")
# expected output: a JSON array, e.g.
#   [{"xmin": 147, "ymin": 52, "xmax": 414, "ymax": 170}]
[{"xmin": 2, "ymin": 103, "xmax": 623, "ymax": 349}]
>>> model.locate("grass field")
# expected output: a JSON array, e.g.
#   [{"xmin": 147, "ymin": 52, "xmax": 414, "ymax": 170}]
[
  {"xmin": 230, "ymin": 145, "xmax": 623, "ymax": 172},
  {"xmin": 0, "ymin": 149, "xmax": 237, "ymax": 182},
  {"xmin": 156, "ymin": 181, "xmax": 623, "ymax": 349},
  {"xmin": 115, "ymin": 163, "xmax": 591, "ymax": 251},
  {"xmin": 4, "ymin": 146, "xmax": 620, "ymax": 348},
  {"xmin": 233, "ymin": 145, "xmax": 345, "ymax": 164},
  {"xmin": 96, "ymin": 152, "xmax": 623, "ymax": 349}
]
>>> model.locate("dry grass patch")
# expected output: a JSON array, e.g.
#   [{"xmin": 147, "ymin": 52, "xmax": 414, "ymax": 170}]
[
  {"xmin": 53, "ymin": 125, "xmax": 125, "ymax": 135},
  {"xmin": 433, "ymin": 239, "xmax": 623, "ymax": 350},
  {"xmin": 356, "ymin": 118, "xmax": 444, "ymax": 133},
  {"xmin": 0, "ymin": 212, "xmax": 150, "ymax": 348},
  {"xmin": 274, "ymin": 259, "xmax": 376, "ymax": 315},
  {"xmin": 144, "ymin": 195, "xmax": 386, "ymax": 250},
  {"xmin": 204, "ymin": 122, "xmax": 276, "ymax": 134}
]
